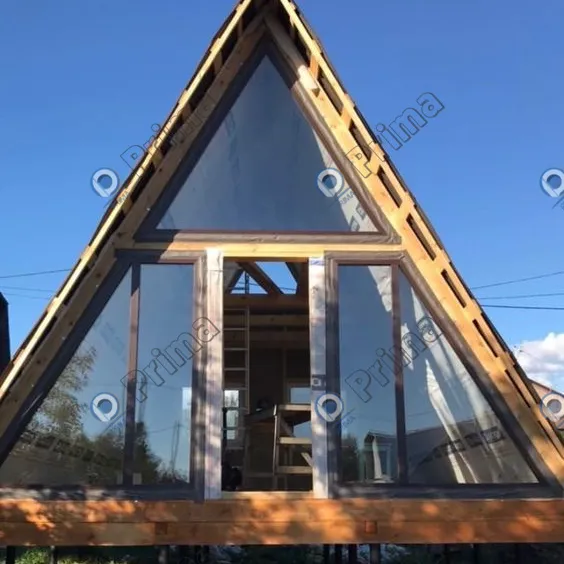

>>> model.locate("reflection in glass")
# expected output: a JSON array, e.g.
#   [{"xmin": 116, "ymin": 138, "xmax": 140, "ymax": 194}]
[
  {"xmin": 338, "ymin": 265, "xmax": 397, "ymax": 483},
  {"xmin": 399, "ymin": 271, "xmax": 538, "ymax": 484},
  {"xmin": 157, "ymin": 56, "xmax": 378, "ymax": 233},
  {"xmin": 133, "ymin": 265, "xmax": 195, "ymax": 484},
  {"xmin": 0, "ymin": 270, "xmax": 132, "ymax": 486},
  {"xmin": 224, "ymin": 389, "xmax": 246, "ymax": 443}
]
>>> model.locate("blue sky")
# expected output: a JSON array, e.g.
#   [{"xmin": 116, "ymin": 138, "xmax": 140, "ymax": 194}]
[{"xmin": 1, "ymin": 0, "xmax": 564, "ymax": 387}]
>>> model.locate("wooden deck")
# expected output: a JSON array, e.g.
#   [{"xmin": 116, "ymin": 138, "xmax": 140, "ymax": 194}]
[{"xmin": 1, "ymin": 498, "xmax": 564, "ymax": 546}]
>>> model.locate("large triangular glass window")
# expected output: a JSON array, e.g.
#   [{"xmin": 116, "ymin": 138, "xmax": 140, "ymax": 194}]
[
  {"xmin": 156, "ymin": 55, "xmax": 380, "ymax": 233},
  {"xmin": 0, "ymin": 270, "xmax": 132, "ymax": 487}
]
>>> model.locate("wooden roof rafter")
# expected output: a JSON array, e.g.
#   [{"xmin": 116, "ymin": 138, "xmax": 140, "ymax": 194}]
[
  {"xmin": 225, "ymin": 267, "xmax": 244, "ymax": 293},
  {"xmin": 265, "ymin": 0, "xmax": 564, "ymax": 464},
  {"xmin": 237, "ymin": 262, "xmax": 283, "ymax": 295},
  {"xmin": 0, "ymin": 0, "xmax": 271, "ymax": 438},
  {"xmin": 285, "ymin": 262, "xmax": 300, "ymax": 283}
]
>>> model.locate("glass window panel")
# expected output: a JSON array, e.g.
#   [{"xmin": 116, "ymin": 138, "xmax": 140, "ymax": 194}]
[
  {"xmin": 224, "ymin": 389, "xmax": 245, "ymax": 442},
  {"xmin": 157, "ymin": 56, "xmax": 379, "ymax": 233},
  {"xmin": 0, "ymin": 270, "xmax": 132, "ymax": 486},
  {"xmin": 133, "ymin": 264, "xmax": 195, "ymax": 485},
  {"xmin": 338, "ymin": 265, "xmax": 397, "ymax": 483},
  {"xmin": 399, "ymin": 271, "xmax": 539, "ymax": 484}
]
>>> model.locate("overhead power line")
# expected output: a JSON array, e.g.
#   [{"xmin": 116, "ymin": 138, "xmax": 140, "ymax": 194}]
[
  {"xmin": 0, "ymin": 285, "xmax": 55, "ymax": 294},
  {"xmin": 471, "ymin": 270, "xmax": 564, "ymax": 290},
  {"xmin": 0, "ymin": 268, "xmax": 70, "ymax": 280},
  {"xmin": 476, "ymin": 291, "xmax": 564, "ymax": 301},
  {"xmin": 1, "ymin": 292, "xmax": 51, "ymax": 301},
  {"xmin": 480, "ymin": 304, "xmax": 564, "ymax": 311}
]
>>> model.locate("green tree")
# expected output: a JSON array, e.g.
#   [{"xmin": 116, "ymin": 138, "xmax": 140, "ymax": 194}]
[{"xmin": 32, "ymin": 345, "xmax": 97, "ymax": 438}]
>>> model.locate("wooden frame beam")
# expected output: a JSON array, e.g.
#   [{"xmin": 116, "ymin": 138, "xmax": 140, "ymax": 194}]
[
  {"xmin": 1, "ymin": 498, "xmax": 564, "ymax": 545},
  {"xmin": 225, "ymin": 295, "xmax": 307, "ymax": 309},
  {"xmin": 224, "ymin": 314, "xmax": 307, "ymax": 326},
  {"xmin": 226, "ymin": 267, "xmax": 244, "ymax": 293},
  {"xmin": 286, "ymin": 262, "xmax": 300, "ymax": 284},
  {"xmin": 296, "ymin": 263, "xmax": 308, "ymax": 296},
  {"xmin": 128, "ymin": 242, "xmax": 404, "ymax": 258}
]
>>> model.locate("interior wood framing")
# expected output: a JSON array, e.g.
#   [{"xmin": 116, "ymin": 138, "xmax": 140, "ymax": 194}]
[
  {"xmin": 0, "ymin": 0, "xmax": 563, "ymax": 547},
  {"xmin": 1, "ymin": 499, "xmax": 564, "ymax": 546}
]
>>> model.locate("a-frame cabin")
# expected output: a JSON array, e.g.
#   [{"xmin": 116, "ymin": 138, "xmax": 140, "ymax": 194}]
[{"xmin": 1, "ymin": 0, "xmax": 564, "ymax": 553}]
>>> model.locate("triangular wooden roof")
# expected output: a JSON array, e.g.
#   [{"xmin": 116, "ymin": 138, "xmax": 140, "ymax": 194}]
[{"xmin": 1, "ymin": 0, "xmax": 564, "ymax": 490}]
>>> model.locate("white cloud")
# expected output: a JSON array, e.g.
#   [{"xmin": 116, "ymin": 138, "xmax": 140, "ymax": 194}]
[{"xmin": 513, "ymin": 332, "xmax": 564, "ymax": 391}]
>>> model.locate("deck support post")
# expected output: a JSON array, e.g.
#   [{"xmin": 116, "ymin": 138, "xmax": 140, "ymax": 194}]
[
  {"xmin": 194, "ymin": 545, "xmax": 210, "ymax": 563},
  {"xmin": 157, "ymin": 545, "xmax": 169, "ymax": 564},
  {"xmin": 4, "ymin": 548, "xmax": 15, "ymax": 564},
  {"xmin": 472, "ymin": 544, "xmax": 479, "ymax": 563},
  {"xmin": 514, "ymin": 543, "xmax": 522, "ymax": 564},
  {"xmin": 368, "ymin": 544, "xmax": 380, "ymax": 564},
  {"xmin": 49, "ymin": 546, "xmax": 59, "ymax": 564},
  {"xmin": 347, "ymin": 544, "xmax": 357, "ymax": 563},
  {"xmin": 177, "ymin": 545, "xmax": 190, "ymax": 563},
  {"xmin": 444, "ymin": 544, "xmax": 451, "ymax": 563},
  {"xmin": 334, "ymin": 544, "xmax": 343, "ymax": 563}
]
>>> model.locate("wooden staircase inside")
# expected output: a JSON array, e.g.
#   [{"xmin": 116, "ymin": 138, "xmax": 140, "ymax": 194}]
[{"xmin": 242, "ymin": 404, "xmax": 312, "ymax": 490}]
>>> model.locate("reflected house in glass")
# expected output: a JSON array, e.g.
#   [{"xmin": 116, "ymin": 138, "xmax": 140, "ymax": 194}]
[{"xmin": 0, "ymin": 0, "xmax": 563, "ymax": 552}]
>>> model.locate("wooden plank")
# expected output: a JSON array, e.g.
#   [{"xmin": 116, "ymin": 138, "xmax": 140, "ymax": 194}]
[
  {"xmin": 156, "ymin": 520, "xmax": 371, "ymax": 545},
  {"xmin": 278, "ymin": 437, "xmax": 311, "ymax": 445},
  {"xmin": 205, "ymin": 249, "xmax": 223, "ymax": 499},
  {"xmin": 296, "ymin": 262, "xmax": 309, "ymax": 296},
  {"xmin": 309, "ymin": 256, "xmax": 329, "ymax": 498},
  {"xmin": 2, "ymin": 518, "xmax": 564, "ymax": 546},
  {"xmin": 377, "ymin": 520, "xmax": 564, "ymax": 544},
  {"xmin": 286, "ymin": 262, "xmax": 301, "ymax": 283},
  {"xmin": 224, "ymin": 295, "xmax": 308, "ymax": 308},
  {"xmin": 277, "ymin": 466, "xmax": 312, "ymax": 474},
  {"xmin": 224, "ymin": 314, "xmax": 308, "ymax": 326},
  {"xmin": 128, "ymin": 242, "xmax": 404, "ymax": 258},
  {"xmin": 2, "ymin": 499, "xmax": 564, "ymax": 545},
  {"xmin": 226, "ymin": 267, "xmax": 244, "ymax": 292},
  {"xmin": 0, "ymin": 523, "xmax": 155, "ymax": 546},
  {"xmin": 2, "ymin": 498, "xmax": 564, "ymax": 524}
]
